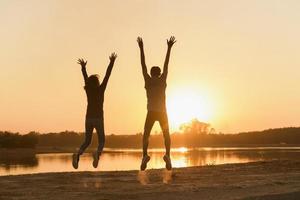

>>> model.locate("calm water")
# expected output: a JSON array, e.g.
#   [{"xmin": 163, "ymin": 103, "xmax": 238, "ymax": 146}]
[{"xmin": 1, "ymin": 147, "xmax": 300, "ymax": 176}]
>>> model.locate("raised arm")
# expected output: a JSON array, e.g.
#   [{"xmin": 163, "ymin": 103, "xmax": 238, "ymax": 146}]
[
  {"xmin": 77, "ymin": 58, "xmax": 88, "ymax": 84},
  {"xmin": 161, "ymin": 36, "xmax": 176, "ymax": 80},
  {"xmin": 137, "ymin": 37, "xmax": 150, "ymax": 81},
  {"xmin": 101, "ymin": 52, "xmax": 117, "ymax": 90}
]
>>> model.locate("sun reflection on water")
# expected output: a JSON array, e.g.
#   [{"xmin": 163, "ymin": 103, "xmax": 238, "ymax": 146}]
[{"xmin": 1, "ymin": 147, "xmax": 300, "ymax": 176}]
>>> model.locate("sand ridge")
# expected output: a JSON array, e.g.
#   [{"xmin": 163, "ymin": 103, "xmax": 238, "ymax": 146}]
[{"xmin": 0, "ymin": 160, "xmax": 299, "ymax": 200}]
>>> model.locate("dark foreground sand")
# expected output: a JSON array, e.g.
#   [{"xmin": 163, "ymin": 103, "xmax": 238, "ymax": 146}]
[{"xmin": 0, "ymin": 160, "xmax": 299, "ymax": 200}]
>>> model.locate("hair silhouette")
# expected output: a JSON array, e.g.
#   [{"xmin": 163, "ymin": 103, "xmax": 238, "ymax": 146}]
[
  {"xmin": 86, "ymin": 75, "xmax": 100, "ymax": 90},
  {"xmin": 150, "ymin": 66, "xmax": 161, "ymax": 77}
]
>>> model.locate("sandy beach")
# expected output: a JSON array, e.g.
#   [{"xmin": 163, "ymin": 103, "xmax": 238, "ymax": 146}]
[{"xmin": 0, "ymin": 160, "xmax": 300, "ymax": 200}]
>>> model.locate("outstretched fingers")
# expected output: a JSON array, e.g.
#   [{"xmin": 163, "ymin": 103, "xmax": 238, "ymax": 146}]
[
  {"xmin": 77, "ymin": 58, "xmax": 87, "ymax": 66},
  {"xmin": 167, "ymin": 36, "xmax": 176, "ymax": 47},
  {"xmin": 109, "ymin": 52, "xmax": 117, "ymax": 61},
  {"xmin": 137, "ymin": 36, "xmax": 143, "ymax": 43},
  {"xmin": 170, "ymin": 36, "xmax": 176, "ymax": 42},
  {"xmin": 137, "ymin": 36, "xmax": 144, "ymax": 48}
]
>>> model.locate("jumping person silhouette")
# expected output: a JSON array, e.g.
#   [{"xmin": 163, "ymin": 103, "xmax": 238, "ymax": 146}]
[
  {"xmin": 137, "ymin": 36, "xmax": 176, "ymax": 170},
  {"xmin": 72, "ymin": 53, "xmax": 117, "ymax": 169}
]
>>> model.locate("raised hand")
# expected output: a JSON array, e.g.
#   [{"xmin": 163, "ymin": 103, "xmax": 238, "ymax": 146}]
[
  {"xmin": 77, "ymin": 58, "xmax": 87, "ymax": 68},
  {"xmin": 137, "ymin": 37, "xmax": 144, "ymax": 49},
  {"xmin": 109, "ymin": 52, "xmax": 117, "ymax": 62},
  {"xmin": 167, "ymin": 36, "xmax": 176, "ymax": 48}
]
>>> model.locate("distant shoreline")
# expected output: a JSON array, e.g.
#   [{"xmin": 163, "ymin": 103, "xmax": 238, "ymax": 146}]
[{"xmin": 1, "ymin": 144, "xmax": 300, "ymax": 154}]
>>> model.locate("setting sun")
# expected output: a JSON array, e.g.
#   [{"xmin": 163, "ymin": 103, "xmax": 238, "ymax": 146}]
[{"xmin": 167, "ymin": 88, "xmax": 213, "ymax": 131}]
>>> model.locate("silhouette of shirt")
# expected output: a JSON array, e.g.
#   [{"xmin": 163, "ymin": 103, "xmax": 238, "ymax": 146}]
[
  {"xmin": 145, "ymin": 77, "xmax": 167, "ymax": 112},
  {"xmin": 85, "ymin": 86, "xmax": 105, "ymax": 119}
]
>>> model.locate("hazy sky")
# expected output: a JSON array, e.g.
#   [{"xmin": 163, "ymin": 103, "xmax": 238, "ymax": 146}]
[{"xmin": 1, "ymin": 0, "xmax": 300, "ymax": 134}]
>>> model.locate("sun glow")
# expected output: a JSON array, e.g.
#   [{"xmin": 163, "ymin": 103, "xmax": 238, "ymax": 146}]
[
  {"xmin": 167, "ymin": 88, "xmax": 213, "ymax": 131},
  {"xmin": 177, "ymin": 147, "xmax": 188, "ymax": 153}
]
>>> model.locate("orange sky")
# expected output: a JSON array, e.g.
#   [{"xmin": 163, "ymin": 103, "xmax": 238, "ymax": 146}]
[{"xmin": 0, "ymin": 0, "xmax": 300, "ymax": 134}]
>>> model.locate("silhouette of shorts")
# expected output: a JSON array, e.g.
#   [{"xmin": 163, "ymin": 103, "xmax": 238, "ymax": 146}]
[{"xmin": 144, "ymin": 111, "xmax": 169, "ymax": 133}]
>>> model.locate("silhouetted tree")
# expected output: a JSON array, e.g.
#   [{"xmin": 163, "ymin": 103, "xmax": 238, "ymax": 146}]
[{"xmin": 180, "ymin": 119, "xmax": 210, "ymax": 134}]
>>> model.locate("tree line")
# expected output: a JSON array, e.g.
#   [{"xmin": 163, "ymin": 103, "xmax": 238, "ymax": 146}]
[
  {"xmin": 0, "ymin": 131, "xmax": 38, "ymax": 148},
  {"xmin": 1, "ymin": 120, "xmax": 300, "ymax": 149}
]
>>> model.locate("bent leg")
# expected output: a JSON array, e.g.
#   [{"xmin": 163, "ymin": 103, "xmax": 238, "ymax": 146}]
[
  {"xmin": 158, "ymin": 112, "xmax": 171, "ymax": 156},
  {"xmin": 78, "ymin": 119, "xmax": 94, "ymax": 155},
  {"xmin": 143, "ymin": 112, "xmax": 155, "ymax": 157}
]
